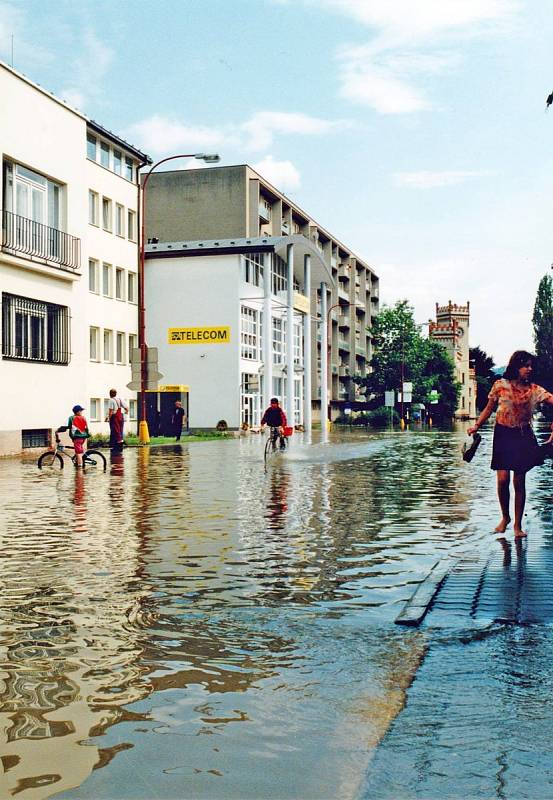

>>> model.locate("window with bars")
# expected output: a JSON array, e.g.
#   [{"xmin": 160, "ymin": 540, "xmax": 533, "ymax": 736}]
[
  {"xmin": 293, "ymin": 321, "xmax": 302, "ymax": 365},
  {"xmin": 241, "ymin": 305, "xmax": 259, "ymax": 360},
  {"xmin": 240, "ymin": 253, "xmax": 264, "ymax": 287},
  {"xmin": 2, "ymin": 293, "xmax": 70, "ymax": 364},
  {"xmin": 272, "ymin": 255, "xmax": 287, "ymax": 296}
]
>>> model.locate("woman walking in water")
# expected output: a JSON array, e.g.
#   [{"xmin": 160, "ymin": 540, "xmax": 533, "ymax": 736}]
[{"xmin": 468, "ymin": 350, "xmax": 553, "ymax": 538}]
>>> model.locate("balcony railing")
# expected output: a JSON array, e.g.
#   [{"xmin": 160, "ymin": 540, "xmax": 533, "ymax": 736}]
[{"xmin": 2, "ymin": 209, "xmax": 80, "ymax": 271}]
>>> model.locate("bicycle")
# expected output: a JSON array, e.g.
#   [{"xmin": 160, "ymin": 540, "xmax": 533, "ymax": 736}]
[
  {"xmin": 37, "ymin": 427, "xmax": 107, "ymax": 471},
  {"xmin": 264, "ymin": 426, "xmax": 287, "ymax": 466}
]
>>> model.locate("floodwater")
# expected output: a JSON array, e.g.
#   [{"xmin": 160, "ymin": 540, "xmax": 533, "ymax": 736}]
[{"xmin": 0, "ymin": 427, "xmax": 550, "ymax": 799}]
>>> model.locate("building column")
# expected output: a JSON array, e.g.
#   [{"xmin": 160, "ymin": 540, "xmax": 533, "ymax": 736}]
[
  {"xmin": 263, "ymin": 252, "xmax": 273, "ymax": 410},
  {"xmin": 303, "ymin": 254, "xmax": 312, "ymax": 431},
  {"xmin": 320, "ymin": 280, "xmax": 328, "ymax": 432},
  {"xmin": 286, "ymin": 243, "xmax": 294, "ymax": 423}
]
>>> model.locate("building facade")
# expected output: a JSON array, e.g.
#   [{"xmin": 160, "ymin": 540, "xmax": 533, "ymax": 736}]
[
  {"xmin": 429, "ymin": 301, "xmax": 477, "ymax": 420},
  {"xmin": 144, "ymin": 165, "xmax": 379, "ymax": 425},
  {"xmin": 0, "ymin": 61, "xmax": 150, "ymax": 455}
]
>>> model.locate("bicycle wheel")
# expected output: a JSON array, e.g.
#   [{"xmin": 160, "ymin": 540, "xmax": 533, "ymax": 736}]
[
  {"xmin": 83, "ymin": 450, "xmax": 107, "ymax": 471},
  {"xmin": 264, "ymin": 435, "xmax": 275, "ymax": 465},
  {"xmin": 38, "ymin": 452, "xmax": 64, "ymax": 470}
]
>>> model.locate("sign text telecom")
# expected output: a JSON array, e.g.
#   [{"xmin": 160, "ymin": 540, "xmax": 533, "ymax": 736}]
[{"xmin": 168, "ymin": 326, "xmax": 230, "ymax": 345}]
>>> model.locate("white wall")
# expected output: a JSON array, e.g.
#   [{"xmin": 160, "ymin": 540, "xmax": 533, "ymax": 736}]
[{"xmin": 146, "ymin": 253, "xmax": 240, "ymax": 428}]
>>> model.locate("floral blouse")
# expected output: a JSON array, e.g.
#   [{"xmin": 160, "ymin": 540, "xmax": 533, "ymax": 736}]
[{"xmin": 489, "ymin": 379, "xmax": 553, "ymax": 428}]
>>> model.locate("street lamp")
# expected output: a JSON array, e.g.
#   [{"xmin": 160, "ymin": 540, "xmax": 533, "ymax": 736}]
[
  {"xmin": 325, "ymin": 300, "xmax": 358, "ymax": 427},
  {"xmin": 138, "ymin": 152, "xmax": 220, "ymax": 443}
]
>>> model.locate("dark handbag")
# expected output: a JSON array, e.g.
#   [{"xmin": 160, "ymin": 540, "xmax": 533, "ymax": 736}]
[{"xmin": 462, "ymin": 432, "xmax": 482, "ymax": 463}]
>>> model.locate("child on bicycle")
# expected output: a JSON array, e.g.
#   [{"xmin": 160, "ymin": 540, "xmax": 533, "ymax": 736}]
[
  {"xmin": 68, "ymin": 405, "xmax": 90, "ymax": 468},
  {"xmin": 261, "ymin": 397, "xmax": 287, "ymax": 450}
]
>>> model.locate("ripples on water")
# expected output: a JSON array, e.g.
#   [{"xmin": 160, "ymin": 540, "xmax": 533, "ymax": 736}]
[{"xmin": 0, "ymin": 427, "xmax": 546, "ymax": 798}]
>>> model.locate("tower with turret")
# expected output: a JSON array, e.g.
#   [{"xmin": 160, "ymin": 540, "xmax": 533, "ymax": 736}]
[{"xmin": 429, "ymin": 300, "xmax": 476, "ymax": 419}]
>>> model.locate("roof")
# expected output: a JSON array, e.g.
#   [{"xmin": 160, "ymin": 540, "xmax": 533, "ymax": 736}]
[
  {"xmin": 145, "ymin": 234, "xmax": 335, "ymax": 286},
  {"xmin": 0, "ymin": 59, "xmax": 151, "ymax": 164}
]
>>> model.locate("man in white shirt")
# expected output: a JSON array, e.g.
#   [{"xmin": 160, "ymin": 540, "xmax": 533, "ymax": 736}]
[{"xmin": 107, "ymin": 388, "xmax": 128, "ymax": 449}]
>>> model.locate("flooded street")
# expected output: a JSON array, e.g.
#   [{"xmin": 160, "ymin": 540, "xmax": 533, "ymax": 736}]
[{"xmin": 0, "ymin": 428, "xmax": 551, "ymax": 799}]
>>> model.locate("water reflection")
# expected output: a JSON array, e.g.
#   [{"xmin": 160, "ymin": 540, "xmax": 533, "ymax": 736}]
[{"xmin": 0, "ymin": 429, "xmax": 523, "ymax": 799}]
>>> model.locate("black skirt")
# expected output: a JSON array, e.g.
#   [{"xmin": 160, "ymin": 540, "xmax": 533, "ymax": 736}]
[{"xmin": 491, "ymin": 423, "xmax": 541, "ymax": 473}]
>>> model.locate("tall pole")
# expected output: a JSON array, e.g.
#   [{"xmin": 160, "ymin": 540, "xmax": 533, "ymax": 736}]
[
  {"xmin": 263, "ymin": 252, "xmax": 273, "ymax": 413},
  {"xmin": 320, "ymin": 282, "xmax": 328, "ymax": 436},
  {"xmin": 303, "ymin": 254, "xmax": 312, "ymax": 431},
  {"xmin": 138, "ymin": 152, "xmax": 219, "ymax": 443},
  {"xmin": 286, "ymin": 243, "xmax": 294, "ymax": 424}
]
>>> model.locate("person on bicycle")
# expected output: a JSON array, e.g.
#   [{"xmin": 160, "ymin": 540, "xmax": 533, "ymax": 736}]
[
  {"xmin": 261, "ymin": 398, "xmax": 287, "ymax": 450},
  {"xmin": 68, "ymin": 405, "xmax": 90, "ymax": 468}
]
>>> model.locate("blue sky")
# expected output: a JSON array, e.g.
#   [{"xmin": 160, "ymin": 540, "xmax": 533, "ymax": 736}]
[{"xmin": 1, "ymin": 0, "xmax": 552, "ymax": 364}]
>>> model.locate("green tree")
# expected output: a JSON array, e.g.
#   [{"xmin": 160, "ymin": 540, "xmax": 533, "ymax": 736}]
[
  {"xmin": 532, "ymin": 273, "xmax": 553, "ymax": 392},
  {"xmin": 469, "ymin": 345, "xmax": 496, "ymax": 411},
  {"xmin": 355, "ymin": 300, "xmax": 460, "ymax": 419}
]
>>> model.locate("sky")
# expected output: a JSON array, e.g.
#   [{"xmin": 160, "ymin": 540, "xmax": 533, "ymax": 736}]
[{"xmin": 1, "ymin": 0, "xmax": 552, "ymax": 365}]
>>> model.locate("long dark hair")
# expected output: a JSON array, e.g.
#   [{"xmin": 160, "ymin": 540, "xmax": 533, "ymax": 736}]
[{"xmin": 503, "ymin": 350, "xmax": 535, "ymax": 381}]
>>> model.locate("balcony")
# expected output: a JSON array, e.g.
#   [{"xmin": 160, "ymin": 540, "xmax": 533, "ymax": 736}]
[
  {"xmin": 338, "ymin": 336, "xmax": 350, "ymax": 351},
  {"xmin": 355, "ymin": 343, "xmax": 367, "ymax": 358},
  {"xmin": 338, "ymin": 312, "xmax": 350, "ymax": 328},
  {"xmin": 338, "ymin": 264, "xmax": 349, "ymax": 281},
  {"xmin": 338, "ymin": 287, "xmax": 350, "ymax": 303},
  {"xmin": 339, "ymin": 364, "xmax": 350, "ymax": 377},
  {"xmin": 2, "ymin": 209, "xmax": 80, "ymax": 272},
  {"xmin": 259, "ymin": 201, "xmax": 271, "ymax": 223},
  {"xmin": 281, "ymin": 219, "xmax": 290, "ymax": 234},
  {"xmin": 331, "ymin": 363, "xmax": 339, "ymax": 375}
]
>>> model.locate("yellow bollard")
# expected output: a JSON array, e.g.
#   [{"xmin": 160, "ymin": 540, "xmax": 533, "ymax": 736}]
[
  {"xmin": 400, "ymin": 418, "xmax": 405, "ymax": 430},
  {"xmin": 138, "ymin": 420, "xmax": 150, "ymax": 444},
  {"xmin": 428, "ymin": 417, "xmax": 433, "ymax": 427}
]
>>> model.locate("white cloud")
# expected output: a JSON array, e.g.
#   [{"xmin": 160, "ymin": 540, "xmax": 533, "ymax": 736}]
[
  {"xmin": 251, "ymin": 156, "xmax": 301, "ymax": 191},
  {"xmin": 322, "ymin": 0, "xmax": 520, "ymax": 113},
  {"xmin": 242, "ymin": 111, "xmax": 348, "ymax": 150},
  {"xmin": 59, "ymin": 28, "xmax": 114, "ymax": 110},
  {"xmin": 393, "ymin": 170, "xmax": 493, "ymax": 189},
  {"xmin": 124, "ymin": 110, "xmax": 350, "ymax": 159}
]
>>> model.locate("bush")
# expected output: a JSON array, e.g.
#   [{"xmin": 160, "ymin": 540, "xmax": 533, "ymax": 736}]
[{"xmin": 368, "ymin": 406, "xmax": 399, "ymax": 427}]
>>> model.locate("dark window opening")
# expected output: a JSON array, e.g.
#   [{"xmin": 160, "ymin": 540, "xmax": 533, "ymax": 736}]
[
  {"xmin": 22, "ymin": 429, "xmax": 49, "ymax": 448},
  {"xmin": 2, "ymin": 293, "xmax": 70, "ymax": 364}
]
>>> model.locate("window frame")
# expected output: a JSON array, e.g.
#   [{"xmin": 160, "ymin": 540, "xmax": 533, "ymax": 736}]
[
  {"xmin": 127, "ymin": 272, "xmax": 137, "ymax": 304},
  {"xmin": 115, "ymin": 267, "xmax": 125, "ymax": 301},
  {"xmin": 115, "ymin": 203, "xmax": 125, "ymax": 237},
  {"xmin": 88, "ymin": 258, "xmax": 99, "ymax": 294},
  {"xmin": 102, "ymin": 196, "xmax": 112, "ymax": 232},
  {"xmin": 89, "ymin": 326, "xmax": 100, "ymax": 361},
  {"xmin": 127, "ymin": 210, "xmax": 136, "ymax": 241},
  {"xmin": 88, "ymin": 190, "xmax": 99, "ymax": 226},
  {"xmin": 103, "ymin": 329, "xmax": 113, "ymax": 363},
  {"xmin": 102, "ymin": 263, "xmax": 113, "ymax": 298}
]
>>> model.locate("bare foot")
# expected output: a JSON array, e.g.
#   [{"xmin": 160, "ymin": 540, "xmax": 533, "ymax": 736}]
[
  {"xmin": 494, "ymin": 517, "xmax": 511, "ymax": 534},
  {"xmin": 514, "ymin": 529, "xmax": 527, "ymax": 539}
]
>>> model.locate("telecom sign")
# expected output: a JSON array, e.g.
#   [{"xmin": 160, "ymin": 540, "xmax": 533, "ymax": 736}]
[{"xmin": 168, "ymin": 326, "xmax": 230, "ymax": 344}]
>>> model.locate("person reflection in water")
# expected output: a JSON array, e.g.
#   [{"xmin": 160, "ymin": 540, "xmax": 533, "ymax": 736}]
[
  {"xmin": 468, "ymin": 350, "xmax": 553, "ymax": 539},
  {"xmin": 266, "ymin": 468, "xmax": 289, "ymax": 530}
]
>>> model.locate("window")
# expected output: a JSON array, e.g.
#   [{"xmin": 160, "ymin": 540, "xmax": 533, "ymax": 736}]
[
  {"xmin": 89, "ymin": 190, "xmax": 99, "ymax": 225},
  {"xmin": 103, "ymin": 398, "xmax": 110, "ymax": 419},
  {"xmin": 124, "ymin": 157, "xmax": 134, "ymax": 182},
  {"xmin": 128, "ymin": 333, "xmax": 138, "ymax": 363},
  {"xmin": 22, "ymin": 429, "xmax": 49, "ymax": 448},
  {"xmin": 115, "ymin": 268, "xmax": 125, "ymax": 300},
  {"xmin": 100, "ymin": 141, "xmax": 110, "ymax": 169},
  {"xmin": 113, "ymin": 150, "xmax": 122, "ymax": 175},
  {"xmin": 129, "ymin": 399, "xmax": 137, "ymax": 420},
  {"xmin": 89, "ymin": 326, "xmax": 100, "ymax": 361},
  {"xmin": 127, "ymin": 272, "xmax": 137, "ymax": 303},
  {"xmin": 241, "ymin": 305, "xmax": 259, "ymax": 360},
  {"xmin": 103, "ymin": 329, "xmax": 113, "ymax": 362},
  {"xmin": 87, "ymin": 134, "xmax": 97, "ymax": 161},
  {"xmin": 240, "ymin": 253, "xmax": 264, "ymax": 287},
  {"xmin": 2, "ymin": 293, "xmax": 70, "ymax": 365},
  {"xmin": 89, "ymin": 398, "xmax": 100, "ymax": 421},
  {"xmin": 102, "ymin": 263, "xmax": 112, "ymax": 297},
  {"xmin": 127, "ymin": 210, "xmax": 136, "ymax": 241},
  {"xmin": 88, "ymin": 259, "xmax": 99, "ymax": 293},
  {"xmin": 272, "ymin": 255, "xmax": 287, "ymax": 296},
  {"xmin": 272, "ymin": 317, "xmax": 284, "ymax": 365},
  {"xmin": 116, "ymin": 331, "xmax": 125, "ymax": 364},
  {"xmin": 293, "ymin": 321, "xmax": 302, "ymax": 365},
  {"xmin": 102, "ymin": 197, "xmax": 112, "ymax": 231},
  {"xmin": 115, "ymin": 203, "xmax": 124, "ymax": 236}
]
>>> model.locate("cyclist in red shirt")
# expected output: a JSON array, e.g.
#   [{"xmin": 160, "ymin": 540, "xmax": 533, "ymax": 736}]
[{"xmin": 261, "ymin": 397, "xmax": 287, "ymax": 450}]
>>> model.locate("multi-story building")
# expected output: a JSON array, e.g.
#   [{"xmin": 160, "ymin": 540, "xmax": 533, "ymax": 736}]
[
  {"xmin": 144, "ymin": 165, "xmax": 379, "ymax": 427},
  {"xmin": 429, "ymin": 300, "xmax": 477, "ymax": 420},
  {"xmin": 0, "ymin": 61, "xmax": 150, "ymax": 455}
]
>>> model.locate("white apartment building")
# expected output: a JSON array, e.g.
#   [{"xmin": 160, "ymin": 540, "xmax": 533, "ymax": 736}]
[
  {"xmin": 0, "ymin": 61, "xmax": 150, "ymax": 456},
  {"xmin": 145, "ymin": 236, "xmax": 333, "ymax": 429}
]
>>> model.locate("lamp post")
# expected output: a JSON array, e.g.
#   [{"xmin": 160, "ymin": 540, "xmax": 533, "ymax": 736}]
[{"xmin": 138, "ymin": 152, "xmax": 220, "ymax": 443}]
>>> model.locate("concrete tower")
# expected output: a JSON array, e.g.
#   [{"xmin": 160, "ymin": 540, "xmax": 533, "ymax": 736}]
[{"xmin": 429, "ymin": 301, "xmax": 477, "ymax": 420}]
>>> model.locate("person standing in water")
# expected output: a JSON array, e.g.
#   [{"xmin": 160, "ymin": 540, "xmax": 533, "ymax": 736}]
[{"xmin": 468, "ymin": 350, "xmax": 553, "ymax": 538}]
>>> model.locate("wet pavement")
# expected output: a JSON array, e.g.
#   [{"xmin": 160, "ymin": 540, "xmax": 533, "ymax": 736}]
[{"xmin": 0, "ymin": 426, "xmax": 551, "ymax": 799}]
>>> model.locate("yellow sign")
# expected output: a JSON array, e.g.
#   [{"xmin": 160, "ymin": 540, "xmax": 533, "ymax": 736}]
[
  {"xmin": 293, "ymin": 291, "xmax": 310, "ymax": 315},
  {"xmin": 145, "ymin": 385, "xmax": 190, "ymax": 393},
  {"xmin": 168, "ymin": 326, "xmax": 230, "ymax": 345}
]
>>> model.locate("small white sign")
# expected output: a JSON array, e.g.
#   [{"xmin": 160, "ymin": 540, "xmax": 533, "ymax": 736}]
[{"xmin": 384, "ymin": 390, "xmax": 395, "ymax": 407}]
